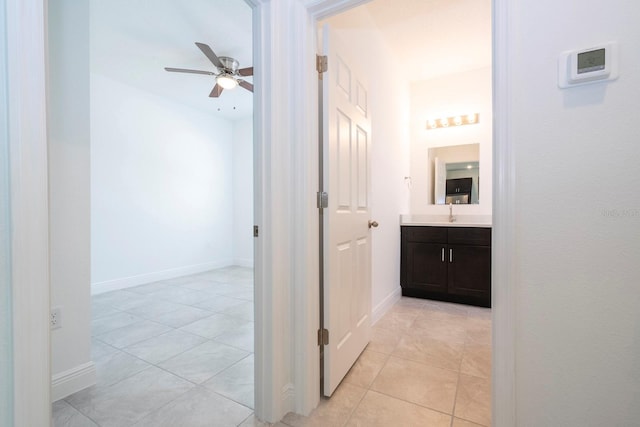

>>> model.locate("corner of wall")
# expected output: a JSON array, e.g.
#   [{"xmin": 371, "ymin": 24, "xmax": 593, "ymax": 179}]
[
  {"xmin": 48, "ymin": 0, "xmax": 93, "ymax": 386},
  {"xmin": 372, "ymin": 286, "xmax": 402, "ymax": 325}
]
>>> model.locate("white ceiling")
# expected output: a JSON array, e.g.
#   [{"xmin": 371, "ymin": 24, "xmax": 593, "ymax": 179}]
[
  {"xmin": 91, "ymin": 0, "xmax": 490, "ymax": 120},
  {"xmin": 91, "ymin": 0, "xmax": 253, "ymax": 121},
  {"xmin": 328, "ymin": 0, "xmax": 492, "ymax": 82}
]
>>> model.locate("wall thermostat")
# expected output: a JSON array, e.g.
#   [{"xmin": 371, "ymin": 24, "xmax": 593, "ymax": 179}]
[{"xmin": 558, "ymin": 42, "xmax": 618, "ymax": 88}]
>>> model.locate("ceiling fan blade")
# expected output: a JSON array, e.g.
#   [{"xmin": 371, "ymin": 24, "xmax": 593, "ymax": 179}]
[
  {"xmin": 195, "ymin": 42, "xmax": 224, "ymax": 70},
  {"xmin": 238, "ymin": 80, "xmax": 254, "ymax": 93},
  {"xmin": 165, "ymin": 67, "xmax": 215, "ymax": 75},
  {"xmin": 209, "ymin": 84, "xmax": 224, "ymax": 98},
  {"xmin": 238, "ymin": 67, "xmax": 253, "ymax": 77}
]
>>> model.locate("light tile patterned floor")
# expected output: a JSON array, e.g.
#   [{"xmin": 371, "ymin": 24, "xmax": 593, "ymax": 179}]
[
  {"xmin": 53, "ymin": 270, "xmax": 491, "ymax": 427},
  {"xmin": 280, "ymin": 298, "xmax": 492, "ymax": 427},
  {"xmin": 52, "ymin": 266, "xmax": 257, "ymax": 427}
]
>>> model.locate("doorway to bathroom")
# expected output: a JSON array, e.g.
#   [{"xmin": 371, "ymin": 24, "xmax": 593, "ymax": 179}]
[{"xmin": 310, "ymin": 1, "xmax": 493, "ymax": 425}]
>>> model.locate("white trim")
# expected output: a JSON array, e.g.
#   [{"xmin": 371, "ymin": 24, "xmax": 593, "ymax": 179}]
[
  {"xmin": 7, "ymin": 0, "xmax": 52, "ymax": 425},
  {"xmin": 492, "ymin": 0, "xmax": 516, "ymax": 425},
  {"xmin": 372, "ymin": 287, "xmax": 402, "ymax": 325},
  {"xmin": 304, "ymin": 0, "xmax": 372, "ymax": 20},
  {"xmin": 51, "ymin": 362, "xmax": 96, "ymax": 402},
  {"xmin": 282, "ymin": 382, "xmax": 296, "ymax": 412},
  {"xmin": 245, "ymin": 0, "xmax": 280, "ymax": 423},
  {"xmin": 91, "ymin": 259, "xmax": 235, "ymax": 295},
  {"xmin": 291, "ymin": 0, "xmax": 320, "ymax": 417},
  {"xmin": 0, "ymin": 0, "xmax": 12, "ymax": 421}
]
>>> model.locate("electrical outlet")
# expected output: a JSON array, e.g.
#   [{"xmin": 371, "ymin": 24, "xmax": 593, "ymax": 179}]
[{"xmin": 50, "ymin": 306, "xmax": 62, "ymax": 330}]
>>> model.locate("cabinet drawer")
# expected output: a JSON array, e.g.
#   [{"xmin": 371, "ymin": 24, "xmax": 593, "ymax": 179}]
[
  {"xmin": 448, "ymin": 227, "xmax": 491, "ymax": 246},
  {"xmin": 402, "ymin": 226, "xmax": 447, "ymax": 243}
]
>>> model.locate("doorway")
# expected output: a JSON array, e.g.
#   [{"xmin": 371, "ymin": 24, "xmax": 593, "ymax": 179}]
[
  {"xmin": 311, "ymin": 0, "xmax": 494, "ymax": 424},
  {"xmin": 48, "ymin": 1, "xmax": 258, "ymax": 425}
]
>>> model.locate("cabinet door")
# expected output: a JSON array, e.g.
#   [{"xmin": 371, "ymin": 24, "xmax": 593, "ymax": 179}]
[
  {"xmin": 447, "ymin": 245, "xmax": 491, "ymax": 302},
  {"xmin": 404, "ymin": 242, "xmax": 448, "ymax": 293}
]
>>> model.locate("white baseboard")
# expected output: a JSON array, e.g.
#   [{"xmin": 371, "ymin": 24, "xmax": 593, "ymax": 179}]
[
  {"xmin": 282, "ymin": 382, "xmax": 295, "ymax": 416},
  {"xmin": 234, "ymin": 257, "xmax": 254, "ymax": 268},
  {"xmin": 51, "ymin": 361, "xmax": 96, "ymax": 402},
  {"xmin": 372, "ymin": 286, "xmax": 402, "ymax": 325},
  {"xmin": 91, "ymin": 259, "xmax": 235, "ymax": 295}
]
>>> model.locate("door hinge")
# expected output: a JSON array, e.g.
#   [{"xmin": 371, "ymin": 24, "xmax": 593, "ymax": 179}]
[
  {"xmin": 316, "ymin": 55, "xmax": 328, "ymax": 74},
  {"xmin": 318, "ymin": 328, "xmax": 329, "ymax": 346},
  {"xmin": 317, "ymin": 191, "xmax": 328, "ymax": 209},
  {"xmin": 253, "ymin": 225, "xmax": 259, "ymax": 237}
]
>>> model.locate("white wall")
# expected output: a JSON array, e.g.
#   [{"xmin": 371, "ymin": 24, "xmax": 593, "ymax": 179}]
[
  {"xmin": 232, "ymin": 117, "xmax": 254, "ymax": 267},
  {"xmin": 368, "ymin": 43, "xmax": 411, "ymax": 320},
  {"xmin": 410, "ymin": 67, "xmax": 492, "ymax": 216},
  {"xmin": 506, "ymin": 1, "xmax": 640, "ymax": 425},
  {"xmin": 324, "ymin": 10, "xmax": 411, "ymax": 322},
  {"xmin": 91, "ymin": 73, "xmax": 238, "ymax": 291},
  {"xmin": 0, "ymin": 0, "xmax": 13, "ymax": 420},
  {"xmin": 48, "ymin": 0, "xmax": 95, "ymax": 398}
]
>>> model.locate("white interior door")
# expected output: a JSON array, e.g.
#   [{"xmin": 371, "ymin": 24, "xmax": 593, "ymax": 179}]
[{"xmin": 321, "ymin": 24, "xmax": 372, "ymax": 397}]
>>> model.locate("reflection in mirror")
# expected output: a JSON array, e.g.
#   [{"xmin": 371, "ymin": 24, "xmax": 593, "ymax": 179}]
[{"xmin": 429, "ymin": 143, "xmax": 480, "ymax": 205}]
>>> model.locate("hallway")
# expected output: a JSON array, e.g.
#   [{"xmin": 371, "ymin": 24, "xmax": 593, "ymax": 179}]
[{"xmin": 53, "ymin": 280, "xmax": 490, "ymax": 427}]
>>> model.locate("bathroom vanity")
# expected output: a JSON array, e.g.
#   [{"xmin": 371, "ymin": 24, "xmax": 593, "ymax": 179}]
[{"xmin": 400, "ymin": 215, "xmax": 492, "ymax": 307}]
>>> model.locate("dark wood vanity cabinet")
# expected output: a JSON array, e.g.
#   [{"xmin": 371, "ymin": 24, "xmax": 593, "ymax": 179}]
[{"xmin": 401, "ymin": 226, "xmax": 491, "ymax": 307}]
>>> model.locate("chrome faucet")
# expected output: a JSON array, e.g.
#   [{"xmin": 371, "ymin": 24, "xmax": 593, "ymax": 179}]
[{"xmin": 449, "ymin": 203, "xmax": 455, "ymax": 223}]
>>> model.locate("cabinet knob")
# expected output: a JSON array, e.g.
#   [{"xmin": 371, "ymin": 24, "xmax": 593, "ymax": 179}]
[{"xmin": 368, "ymin": 220, "xmax": 379, "ymax": 229}]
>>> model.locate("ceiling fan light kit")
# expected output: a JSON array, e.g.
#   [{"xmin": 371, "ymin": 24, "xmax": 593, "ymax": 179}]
[
  {"xmin": 165, "ymin": 42, "xmax": 253, "ymax": 98},
  {"xmin": 217, "ymin": 74, "xmax": 239, "ymax": 90}
]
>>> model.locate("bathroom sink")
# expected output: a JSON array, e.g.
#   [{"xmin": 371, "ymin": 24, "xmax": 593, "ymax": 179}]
[{"xmin": 400, "ymin": 214, "xmax": 492, "ymax": 227}]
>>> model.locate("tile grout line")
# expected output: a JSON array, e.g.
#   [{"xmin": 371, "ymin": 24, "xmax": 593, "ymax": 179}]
[
  {"xmin": 365, "ymin": 388, "xmax": 457, "ymax": 422},
  {"xmin": 377, "ymin": 298, "xmax": 490, "ymax": 426},
  {"xmin": 60, "ymin": 268, "xmax": 256, "ymax": 427},
  {"xmin": 60, "ymin": 395, "xmax": 105, "ymax": 427},
  {"xmin": 340, "ymin": 383, "xmax": 369, "ymax": 427},
  {"xmin": 369, "ymin": 307, "xmax": 459, "ymax": 424},
  {"xmin": 449, "ymin": 313, "xmax": 470, "ymax": 427}
]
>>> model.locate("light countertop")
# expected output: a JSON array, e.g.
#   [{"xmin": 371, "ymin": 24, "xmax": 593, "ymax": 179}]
[{"xmin": 400, "ymin": 214, "xmax": 492, "ymax": 228}]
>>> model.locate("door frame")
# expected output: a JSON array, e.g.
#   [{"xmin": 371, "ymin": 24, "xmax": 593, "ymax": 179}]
[
  {"xmin": 6, "ymin": 0, "xmax": 286, "ymax": 424},
  {"xmin": 293, "ymin": 0, "xmax": 516, "ymax": 424},
  {"xmin": 6, "ymin": 0, "xmax": 51, "ymax": 425}
]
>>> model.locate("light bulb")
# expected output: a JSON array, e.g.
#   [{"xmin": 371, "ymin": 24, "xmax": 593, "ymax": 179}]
[
  {"xmin": 440, "ymin": 118, "xmax": 449, "ymax": 127},
  {"xmin": 217, "ymin": 74, "xmax": 238, "ymax": 90},
  {"xmin": 466, "ymin": 113, "xmax": 477, "ymax": 124},
  {"xmin": 454, "ymin": 116, "xmax": 462, "ymax": 126}
]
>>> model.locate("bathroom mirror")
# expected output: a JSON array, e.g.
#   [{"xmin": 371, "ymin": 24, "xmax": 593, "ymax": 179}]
[{"xmin": 428, "ymin": 143, "xmax": 480, "ymax": 205}]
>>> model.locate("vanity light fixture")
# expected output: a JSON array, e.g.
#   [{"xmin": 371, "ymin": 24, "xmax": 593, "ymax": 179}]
[{"xmin": 426, "ymin": 113, "xmax": 479, "ymax": 130}]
